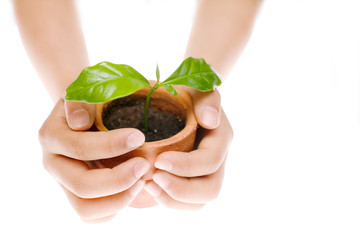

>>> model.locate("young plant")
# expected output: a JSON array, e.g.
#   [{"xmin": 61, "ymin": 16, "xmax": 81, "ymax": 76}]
[{"xmin": 65, "ymin": 57, "xmax": 222, "ymax": 132}]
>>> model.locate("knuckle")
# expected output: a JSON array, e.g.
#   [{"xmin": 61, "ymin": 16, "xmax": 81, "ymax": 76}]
[
  {"xmin": 194, "ymin": 203, "xmax": 206, "ymax": 210},
  {"xmin": 70, "ymin": 174, "xmax": 94, "ymax": 199},
  {"xmin": 106, "ymin": 136, "xmax": 121, "ymax": 157},
  {"xmin": 228, "ymin": 123, "xmax": 234, "ymax": 141},
  {"xmin": 68, "ymin": 137, "xmax": 88, "ymax": 160},
  {"xmin": 169, "ymin": 190, "xmax": 185, "ymax": 202},
  {"xmin": 207, "ymin": 184, "xmax": 222, "ymax": 201},
  {"xmin": 208, "ymin": 156, "xmax": 222, "ymax": 173},
  {"xmin": 183, "ymin": 156, "xmax": 196, "ymax": 175},
  {"xmin": 72, "ymin": 199, "xmax": 93, "ymax": 220},
  {"xmin": 197, "ymin": 152, "xmax": 222, "ymax": 175},
  {"xmin": 161, "ymin": 198, "xmax": 178, "ymax": 209},
  {"xmin": 42, "ymin": 156, "xmax": 51, "ymax": 174},
  {"xmin": 185, "ymin": 153, "xmax": 206, "ymax": 176},
  {"xmin": 38, "ymin": 122, "xmax": 49, "ymax": 148},
  {"xmin": 168, "ymin": 181, "xmax": 188, "ymax": 201},
  {"xmin": 207, "ymin": 174, "xmax": 224, "ymax": 202}
]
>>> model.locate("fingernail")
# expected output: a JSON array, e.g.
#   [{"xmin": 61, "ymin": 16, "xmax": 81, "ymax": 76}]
[
  {"xmin": 200, "ymin": 106, "xmax": 219, "ymax": 128},
  {"xmin": 153, "ymin": 173, "xmax": 169, "ymax": 189},
  {"xmin": 127, "ymin": 132, "xmax": 145, "ymax": 149},
  {"xmin": 155, "ymin": 158, "xmax": 172, "ymax": 171},
  {"xmin": 130, "ymin": 180, "xmax": 145, "ymax": 197},
  {"xmin": 69, "ymin": 109, "xmax": 90, "ymax": 129},
  {"xmin": 144, "ymin": 182, "xmax": 162, "ymax": 198},
  {"xmin": 134, "ymin": 161, "xmax": 150, "ymax": 179}
]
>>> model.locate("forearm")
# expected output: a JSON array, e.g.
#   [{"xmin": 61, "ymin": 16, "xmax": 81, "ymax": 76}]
[
  {"xmin": 13, "ymin": 0, "xmax": 89, "ymax": 102},
  {"xmin": 185, "ymin": 0, "xmax": 261, "ymax": 79}
]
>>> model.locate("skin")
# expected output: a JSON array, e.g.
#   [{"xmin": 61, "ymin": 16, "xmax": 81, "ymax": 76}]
[
  {"xmin": 39, "ymin": 100, "xmax": 149, "ymax": 221},
  {"xmin": 147, "ymin": 0, "xmax": 262, "ymax": 208},
  {"xmin": 13, "ymin": 0, "xmax": 261, "ymax": 222}
]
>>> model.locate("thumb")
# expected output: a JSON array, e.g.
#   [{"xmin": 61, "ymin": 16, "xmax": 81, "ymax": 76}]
[
  {"xmin": 186, "ymin": 87, "xmax": 222, "ymax": 130},
  {"xmin": 64, "ymin": 100, "xmax": 96, "ymax": 130}
]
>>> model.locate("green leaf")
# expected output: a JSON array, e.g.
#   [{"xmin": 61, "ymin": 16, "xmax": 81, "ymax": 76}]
[
  {"xmin": 65, "ymin": 61, "xmax": 150, "ymax": 103},
  {"xmin": 156, "ymin": 64, "xmax": 160, "ymax": 83},
  {"xmin": 161, "ymin": 57, "xmax": 222, "ymax": 92},
  {"xmin": 163, "ymin": 85, "xmax": 178, "ymax": 96}
]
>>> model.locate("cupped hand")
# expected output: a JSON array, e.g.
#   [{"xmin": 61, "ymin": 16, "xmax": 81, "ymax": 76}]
[
  {"xmin": 39, "ymin": 99, "xmax": 149, "ymax": 222},
  {"xmin": 144, "ymin": 88, "xmax": 233, "ymax": 210}
]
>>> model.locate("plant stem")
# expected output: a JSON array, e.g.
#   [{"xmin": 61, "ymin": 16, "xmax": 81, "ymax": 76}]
[{"xmin": 144, "ymin": 84, "xmax": 158, "ymax": 132}]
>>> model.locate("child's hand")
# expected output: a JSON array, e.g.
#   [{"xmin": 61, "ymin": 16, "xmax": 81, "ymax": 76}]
[
  {"xmin": 145, "ymin": 90, "xmax": 233, "ymax": 209},
  {"xmin": 39, "ymin": 99, "xmax": 149, "ymax": 222}
]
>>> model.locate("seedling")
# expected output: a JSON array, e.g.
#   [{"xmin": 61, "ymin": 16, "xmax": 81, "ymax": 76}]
[{"xmin": 65, "ymin": 57, "xmax": 221, "ymax": 132}]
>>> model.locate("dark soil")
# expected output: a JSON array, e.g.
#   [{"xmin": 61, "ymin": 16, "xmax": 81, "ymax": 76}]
[{"xmin": 102, "ymin": 96, "xmax": 185, "ymax": 142}]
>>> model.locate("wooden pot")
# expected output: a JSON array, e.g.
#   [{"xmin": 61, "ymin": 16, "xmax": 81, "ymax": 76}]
[{"xmin": 94, "ymin": 81, "xmax": 197, "ymax": 208}]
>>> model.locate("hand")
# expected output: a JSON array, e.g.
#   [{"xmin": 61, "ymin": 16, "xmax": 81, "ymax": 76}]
[
  {"xmin": 39, "ymin": 99, "xmax": 149, "ymax": 222},
  {"xmin": 144, "ymin": 90, "xmax": 233, "ymax": 209}
]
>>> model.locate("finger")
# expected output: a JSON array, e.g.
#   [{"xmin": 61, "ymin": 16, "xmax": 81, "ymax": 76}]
[
  {"xmin": 64, "ymin": 100, "xmax": 96, "ymax": 130},
  {"xmin": 43, "ymin": 154, "xmax": 150, "ymax": 199},
  {"xmin": 62, "ymin": 180, "xmax": 145, "ymax": 221},
  {"xmin": 39, "ymin": 100, "xmax": 145, "ymax": 160},
  {"xmin": 182, "ymin": 87, "xmax": 221, "ymax": 129},
  {"xmin": 155, "ymin": 110, "xmax": 233, "ymax": 177},
  {"xmin": 144, "ymin": 181, "xmax": 205, "ymax": 210},
  {"xmin": 55, "ymin": 128, "xmax": 145, "ymax": 161},
  {"xmin": 151, "ymin": 164, "xmax": 225, "ymax": 204}
]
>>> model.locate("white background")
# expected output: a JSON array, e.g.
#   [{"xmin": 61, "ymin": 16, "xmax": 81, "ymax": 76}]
[{"xmin": 1, "ymin": 0, "xmax": 359, "ymax": 239}]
